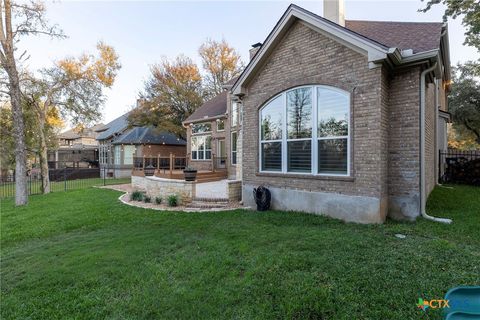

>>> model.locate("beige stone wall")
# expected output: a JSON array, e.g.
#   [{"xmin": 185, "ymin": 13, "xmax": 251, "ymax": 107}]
[
  {"xmin": 131, "ymin": 175, "xmax": 195, "ymax": 204},
  {"xmin": 387, "ymin": 67, "xmax": 421, "ymax": 219},
  {"xmin": 242, "ymin": 21, "xmax": 385, "ymax": 199},
  {"xmin": 227, "ymin": 180, "xmax": 242, "ymax": 202}
]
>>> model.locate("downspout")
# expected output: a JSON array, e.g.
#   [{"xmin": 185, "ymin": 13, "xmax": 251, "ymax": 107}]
[{"xmin": 420, "ymin": 62, "xmax": 452, "ymax": 224}]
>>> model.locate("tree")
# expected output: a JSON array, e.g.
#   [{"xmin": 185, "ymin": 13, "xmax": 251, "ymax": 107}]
[
  {"xmin": 0, "ymin": 0, "xmax": 64, "ymax": 205},
  {"xmin": 199, "ymin": 38, "xmax": 243, "ymax": 98},
  {"xmin": 23, "ymin": 42, "xmax": 120, "ymax": 193},
  {"xmin": 420, "ymin": 0, "xmax": 480, "ymax": 51},
  {"xmin": 128, "ymin": 55, "xmax": 203, "ymax": 139},
  {"xmin": 448, "ymin": 61, "xmax": 480, "ymax": 147}
]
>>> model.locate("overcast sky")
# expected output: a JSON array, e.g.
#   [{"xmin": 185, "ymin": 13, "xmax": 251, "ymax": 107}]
[{"xmin": 20, "ymin": 0, "xmax": 478, "ymax": 126}]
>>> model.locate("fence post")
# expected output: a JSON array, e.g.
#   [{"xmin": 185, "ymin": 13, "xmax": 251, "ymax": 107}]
[
  {"xmin": 104, "ymin": 166, "xmax": 106, "ymax": 186},
  {"xmin": 169, "ymin": 152, "xmax": 173, "ymax": 177},
  {"xmin": 64, "ymin": 165, "xmax": 67, "ymax": 191}
]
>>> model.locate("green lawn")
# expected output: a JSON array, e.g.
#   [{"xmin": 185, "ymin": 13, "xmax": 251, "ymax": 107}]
[
  {"xmin": 0, "ymin": 177, "xmax": 131, "ymax": 198},
  {"xmin": 1, "ymin": 185, "xmax": 479, "ymax": 319}
]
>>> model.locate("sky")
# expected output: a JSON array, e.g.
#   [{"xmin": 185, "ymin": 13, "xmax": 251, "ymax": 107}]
[{"xmin": 20, "ymin": 0, "xmax": 478, "ymax": 127}]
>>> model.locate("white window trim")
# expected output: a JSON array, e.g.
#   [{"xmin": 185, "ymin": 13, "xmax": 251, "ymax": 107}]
[
  {"xmin": 216, "ymin": 119, "xmax": 225, "ymax": 132},
  {"xmin": 258, "ymin": 85, "xmax": 351, "ymax": 177},
  {"xmin": 191, "ymin": 122, "xmax": 212, "ymax": 135},
  {"xmin": 191, "ymin": 135, "xmax": 212, "ymax": 161}
]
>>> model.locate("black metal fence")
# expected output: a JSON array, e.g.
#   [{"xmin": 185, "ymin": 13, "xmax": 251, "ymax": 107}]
[
  {"xmin": 0, "ymin": 163, "xmax": 131, "ymax": 199},
  {"xmin": 439, "ymin": 149, "xmax": 480, "ymax": 186}
]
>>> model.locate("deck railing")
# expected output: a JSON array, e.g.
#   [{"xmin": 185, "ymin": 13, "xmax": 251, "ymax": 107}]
[{"xmin": 133, "ymin": 153, "xmax": 187, "ymax": 177}]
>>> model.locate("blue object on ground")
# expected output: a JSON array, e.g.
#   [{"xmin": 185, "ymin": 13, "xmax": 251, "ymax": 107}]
[{"xmin": 444, "ymin": 286, "xmax": 480, "ymax": 319}]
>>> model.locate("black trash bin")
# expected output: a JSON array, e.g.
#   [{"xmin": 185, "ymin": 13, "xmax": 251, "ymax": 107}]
[{"xmin": 253, "ymin": 186, "xmax": 271, "ymax": 211}]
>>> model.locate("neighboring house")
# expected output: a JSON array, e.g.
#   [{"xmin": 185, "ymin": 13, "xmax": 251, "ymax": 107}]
[
  {"xmin": 202, "ymin": 2, "xmax": 450, "ymax": 223},
  {"xmin": 183, "ymin": 87, "xmax": 241, "ymax": 179},
  {"xmin": 97, "ymin": 113, "xmax": 186, "ymax": 178},
  {"xmin": 48, "ymin": 123, "xmax": 104, "ymax": 168}
]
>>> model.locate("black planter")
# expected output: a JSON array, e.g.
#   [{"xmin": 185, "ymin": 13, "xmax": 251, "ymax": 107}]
[{"xmin": 183, "ymin": 169, "xmax": 197, "ymax": 181}]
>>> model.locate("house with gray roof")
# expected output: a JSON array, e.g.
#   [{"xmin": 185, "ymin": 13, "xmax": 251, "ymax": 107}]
[
  {"xmin": 227, "ymin": 2, "xmax": 451, "ymax": 223},
  {"xmin": 181, "ymin": 1, "xmax": 452, "ymax": 223},
  {"xmin": 97, "ymin": 113, "xmax": 186, "ymax": 178},
  {"xmin": 48, "ymin": 123, "xmax": 104, "ymax": 168}
]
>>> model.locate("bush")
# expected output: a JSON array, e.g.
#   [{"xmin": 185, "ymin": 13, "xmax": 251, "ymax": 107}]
[
  {"xmin": 130, "ymin": 190, "xmax": 144, "ymax": 201},
  {"xmin": 143, "ymin": 195, "xmax": 151, "ymax": 203},
  {"xmin": 167, "ymin": 194, "xmax": 178, "ymax": 207},
  {"xmin": 155, "ymin": 196, "xmax": 162, "ymax": 205}
]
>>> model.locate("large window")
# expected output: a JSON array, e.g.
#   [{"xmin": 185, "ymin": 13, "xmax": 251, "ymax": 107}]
[
  {"xmin": 231, "ymin": 131, "xmax": 237, "ymax": 165},
  {"xmin": 231, "ymin": 102, "xmax": 238, "ymax": 127},
  {"xmin": 191, "ymin": 135, "xmax": 212, "ymax": 160},
  {"xmin": 123, "ymin": 145, "xmax": 135, "ymax": 165},
  {"xmin": 259, "ymin": 86, "xmax": 350, "ymax": 176},
  {"xmin": 114, "ymin": 145, "xmax": 121, "ymax": 165},
  {"xmin": 192, "ymin": 123, "xmax": 211, "ymax": 134}
]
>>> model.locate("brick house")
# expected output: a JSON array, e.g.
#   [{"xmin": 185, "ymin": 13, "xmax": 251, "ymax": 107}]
[
  {"xmin": 224, "ymin": 2, "xmax": 450, "ymax": 223},
  {"xmin": 183, "ymin": 87, "xmax": 242, "ymax": 180},
  {"xmin": 97, "ymin": 113, "xmax": 186, "ymax": 178}
]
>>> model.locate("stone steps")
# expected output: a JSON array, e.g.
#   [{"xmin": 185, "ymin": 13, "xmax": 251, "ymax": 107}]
[{"xmin": 186, "ymin": 197, "xmax": 230, "ymax": 209}]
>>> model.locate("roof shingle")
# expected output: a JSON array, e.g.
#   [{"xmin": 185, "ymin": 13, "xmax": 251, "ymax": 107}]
[
  {"xmin": 345, "ymin": 20, "xmax": 443, "ymax": 53},
  {"xmin": 112, "ymin": 126, "xmax": 186, "ymax": 145},
  {"xmin": 184, "ymin": 91, "xmax": 228, "ymax": 123}
]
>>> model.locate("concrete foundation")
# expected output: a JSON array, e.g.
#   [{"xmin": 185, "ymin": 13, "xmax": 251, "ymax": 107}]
[
  {"xmin": 387, "ymin": 195, "xmax": 420, "ymax": 221},
  {"xmin": 243, "ymin": 184, "xmax": 386, "ymax": 224}
]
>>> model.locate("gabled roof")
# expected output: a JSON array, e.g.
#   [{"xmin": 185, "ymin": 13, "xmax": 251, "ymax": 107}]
[
  {"xmin": 96, "ymin": 113, "xmax": 130, "ymax": 140},
  {"xmin": 183, "ymin": 91, "xmax": 228, "ymax": 124},
  {"xmin": 345, "ymin": 20, "xmax": 443, "ymax": 54},
  {"xmin": 232, "ymin": 4, "xmax": 449, "ymax": 94},
  {"xmin": 112, "ymin": 126, "xmax": 186, "ymax": 146},
  {"xmin": 58, "ymin": 123, "xmax": 104, "ymax": 140}
]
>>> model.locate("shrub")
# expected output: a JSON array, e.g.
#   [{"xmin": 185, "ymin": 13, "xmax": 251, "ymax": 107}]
[
  {"xmin": 143, "ymin": 195, "xmax": 151, "ymax": 203},
  {"xmin": 167, "ymin": 194, "xmax": 178, "ymax": 207},
  {"xmin": 155, "ymin": 196, "xmax": 162, "ymax": 205},
  {"xmin": 130, "ymin": 190, "xmax": 144, "ymax": 201}
]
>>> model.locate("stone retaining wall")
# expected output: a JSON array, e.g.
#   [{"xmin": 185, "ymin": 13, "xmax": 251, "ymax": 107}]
[
  {"xmin": 227, "ymin": 180, "xmax": 242, "ymax": 202},
  {"xmin": 131, "ymin": 176, "xmax": 196, "ymax": 204}
]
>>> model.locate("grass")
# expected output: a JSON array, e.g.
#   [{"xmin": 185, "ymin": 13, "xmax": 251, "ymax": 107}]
[
  {"xmin": 0, "ymin": 177, "xmax": 131, "ymax": 198},
  {"xmin": 1, "ymin": 184, "xmax": 479, "ymax": 319}
]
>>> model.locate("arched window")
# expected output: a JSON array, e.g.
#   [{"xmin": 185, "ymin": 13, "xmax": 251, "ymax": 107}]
[{"xmin": 259, "ymin": 86, "xmax": 350, "ymax": 176}]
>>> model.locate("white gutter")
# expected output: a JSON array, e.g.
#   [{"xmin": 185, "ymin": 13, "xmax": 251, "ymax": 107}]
[{"xmin": 420, "ymin": 62, "xmax": 452, "ymax": 224}]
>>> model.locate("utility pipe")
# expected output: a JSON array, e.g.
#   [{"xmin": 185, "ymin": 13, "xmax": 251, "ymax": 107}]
[{"xmin": 420, "ymin": 62, "xmax": 452, "ymax": 224}]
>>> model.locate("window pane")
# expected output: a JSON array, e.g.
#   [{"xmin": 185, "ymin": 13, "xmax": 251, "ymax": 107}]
[
  {"xmin": 261, "ymin": 96, "xmax": 283, "ymax": 140},
  {"xmin": 262, "ymin": 142, "xmax": 282, "ymax": 171},
  {"xmin": 231, "ymin": 132, "xmax": 237, "ymax": 151},
  {"xmin": 232, "ymin": 103, "xmax": 238, "ymax": 127},
  {"xmin": 288, "ymin": 140, "xmax": 311, "ymax": 172},
  {"xmin": 232, "ymin": 152, "xmax": 237, "ymax": 165},
  {"xmin": 206, "ymin": 151, "xmax": 211, "ymax": 160},
  {"xmin": 123, "ymin": 145, "xmax": 135, "ymax": 165},
  {"xmin": 192, "ymin": 151, "xmax": 197, "ymax": 160},
  {"xmin": 287, "ymin": 87, "xmax": 312, "ymax": 139},
  {"xmin": 318, "ymin": 139, "xmax": 347, "ymax": 174},
  {"xmin": 217, "ymin": 119, "xmax": 225, "ymax": 131},
  {"xmin": 317, "ymin": 88, "xmax": 349, "ymax": 137},
  {"xmin": 192, "ymin": 123, "xmax": 212, "ymax": 134}
]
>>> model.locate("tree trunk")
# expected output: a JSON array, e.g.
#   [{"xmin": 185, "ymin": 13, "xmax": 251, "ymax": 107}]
[
  {"xmin": 1, "ymin": 0, "xmax": 28, "ymax": 205},
  {"xmin": 38, "ymin": 112, "xmax": 50, "ymax": 194}
]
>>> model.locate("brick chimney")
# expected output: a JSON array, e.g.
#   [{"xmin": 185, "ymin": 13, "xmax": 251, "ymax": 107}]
[
  {"xmin": 249, "ymin": 43, "xmax": 262, "ymax": 60},
  {"xmin": 324, "ymin": 0, "xmax": 345, "ymax": 27}
]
